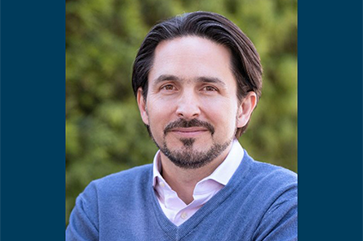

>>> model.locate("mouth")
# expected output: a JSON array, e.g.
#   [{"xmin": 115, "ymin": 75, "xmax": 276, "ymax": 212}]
[
  {"xmin": 169, "ymin": 127, "xmax": 209, "ymax": 138},
  {"xmin": 163, "ymin": 119, "xmax": 215, "ymax": 137}
]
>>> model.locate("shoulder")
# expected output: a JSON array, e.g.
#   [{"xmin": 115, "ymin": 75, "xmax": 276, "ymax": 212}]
[
  {"xmin": 252, "ymin": 159, "xmax": 296, "ymax": 196},
  {"xmin": 249, "ymin": 159, "xmax": 297, "ymax": 185},
  {"xmin": 81, "ymin": 164, "xmax": 153, "ymax": 199},
  {"xmin": 66, "ymin": 164, "xmax": 153, "ymax": 239},
  {"xmin": 237, "ymin": 153, "xmax": 297, "ymax": 206},
  {"xmin": 246, "ymin": 161, "xmax": 297, "ymax": 240},
  {"xmin": 241, "ymin": 151, "xmax": 297, "ymax": 187},
  {"xmin": 94, "ymin": 164, "xmax": 152, "ymax": 186}
]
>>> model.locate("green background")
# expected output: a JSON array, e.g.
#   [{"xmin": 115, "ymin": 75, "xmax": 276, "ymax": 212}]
[{"xmin": 66, "ymin": 0, "xmax": 297, "ymax": 225}]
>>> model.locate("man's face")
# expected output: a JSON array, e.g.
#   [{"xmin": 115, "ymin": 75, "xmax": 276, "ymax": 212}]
[{"xmin": 138, "ymin": 36, "xmax": 253, "ymax": 169}]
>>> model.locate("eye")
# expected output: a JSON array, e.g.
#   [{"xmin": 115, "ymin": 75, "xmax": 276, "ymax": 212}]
[
  {"xmin": 201, "ymin": 86, "xmax": 218, "ymax": 92},
  {"xmin": 160, "ymin": 84, "xmax": 177, "ymax": 91}
]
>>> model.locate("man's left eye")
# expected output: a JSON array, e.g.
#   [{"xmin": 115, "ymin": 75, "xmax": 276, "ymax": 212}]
[{"xmin": 202, "ymin": 86, "xmax": 217, "ymax": 92}]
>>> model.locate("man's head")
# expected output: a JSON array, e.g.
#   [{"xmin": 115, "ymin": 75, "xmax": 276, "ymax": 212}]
[
  {"xmin": 132, "ymin": 12, "xmax": 262, "ymax": 169},
  {"xmin": 132, "ymin": 11, "xmax": 262, "ymax": 137}
]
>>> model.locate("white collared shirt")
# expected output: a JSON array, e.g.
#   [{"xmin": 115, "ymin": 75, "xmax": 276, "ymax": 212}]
[{"xmin": 152, "ymin": 139, "xmax": 244, "ymax": 226}]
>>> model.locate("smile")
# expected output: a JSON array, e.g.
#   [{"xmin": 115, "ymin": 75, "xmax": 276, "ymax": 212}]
[{"xmin": 169, "ymin": 127, "xmax": 209, "ymax": 138}]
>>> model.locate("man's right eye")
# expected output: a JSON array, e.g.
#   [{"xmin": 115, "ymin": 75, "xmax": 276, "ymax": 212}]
[{"xmin": 161, "ymin": 84, "xmax": 176, "ymax": 91}]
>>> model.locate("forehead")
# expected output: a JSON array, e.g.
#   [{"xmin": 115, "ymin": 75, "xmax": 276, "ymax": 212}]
[{"xmin": 148, "ymin": 36, "xmax": 236, "ymax": 87}]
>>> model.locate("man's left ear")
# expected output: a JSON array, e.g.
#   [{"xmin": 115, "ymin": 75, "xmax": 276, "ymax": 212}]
[{"xmin": 236, "ymin": 92, "xmax": 257, "ymax": 128}]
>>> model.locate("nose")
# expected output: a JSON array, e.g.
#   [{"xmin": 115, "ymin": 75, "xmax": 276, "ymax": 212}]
[{"xmin": 176, "ymin": 91, "xmax": 201, "ymax": 120}]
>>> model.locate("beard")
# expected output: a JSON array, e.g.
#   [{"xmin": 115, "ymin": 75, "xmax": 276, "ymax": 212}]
[
  {"xmin": 159, "ymin": 139, "xmax": 232, "ymax": 169},
  {"xmin": 150, "ymin": 118, "xmax": 235, "ymax": 169}
]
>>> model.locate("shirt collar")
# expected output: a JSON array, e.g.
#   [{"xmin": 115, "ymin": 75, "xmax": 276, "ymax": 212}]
[
  {"xmin": 204, "ymin": 139, "xmax": 244, "ymax": 185},
  {"xmin": 152, "ymin": 139, "xmax": 244, "ymax": 187},
  {"xmin": 152, "ymin": 150, "xmax": 163, "ymax": 187}
]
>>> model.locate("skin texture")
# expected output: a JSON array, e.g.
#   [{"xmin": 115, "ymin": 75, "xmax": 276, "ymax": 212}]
[{"xmin": 137, "ymin": 36, "xmax": 256, "ymax": 204}]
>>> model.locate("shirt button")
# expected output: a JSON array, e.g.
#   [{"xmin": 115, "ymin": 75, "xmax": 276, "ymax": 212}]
[
  {"xmin": 160, "ymin": 182, "xmax": 165, "ymax": 188},
  {"xmin": 180, "ymin": 212, "xmax": 188, "ymax": 219}
]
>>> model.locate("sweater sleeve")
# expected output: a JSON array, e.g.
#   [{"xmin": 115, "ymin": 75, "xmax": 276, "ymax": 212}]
[
  {"xmin": 253, "ymin": 186, "xmax": 298, "ymax": 241},
  {"xmin": 66, "ymin": 182, "xmax": 99, "ymax": 241}
]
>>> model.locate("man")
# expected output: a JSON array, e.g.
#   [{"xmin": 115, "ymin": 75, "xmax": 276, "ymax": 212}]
[{"xmin": 67, "ymin": 11, "xmax": 297, "ymax": 241}]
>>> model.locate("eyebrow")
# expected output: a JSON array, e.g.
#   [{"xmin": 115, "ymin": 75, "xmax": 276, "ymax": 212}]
[
  {"xmin": 153, "ymin": 75, "xmax": 181, "ymax": 85},
  {"xmin": 196, "ymin": 76, "xmax": 226, "ymax": 86},
  {"xmin": 152, "ymin": 74, "xmax": 226, "ymax": 87}
]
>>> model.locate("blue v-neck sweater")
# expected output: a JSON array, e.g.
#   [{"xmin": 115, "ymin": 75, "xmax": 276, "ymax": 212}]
[{"xmin": 67, "ymin": 151, "xmax": 297, "ymax": 241}]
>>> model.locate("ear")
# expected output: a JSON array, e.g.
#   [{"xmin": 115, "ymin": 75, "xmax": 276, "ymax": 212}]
[
  {"xmin": 236, "ymin": 92, "xmax": 257, "ymax": 128},
  {"xmin": 137, "ymin": 88, "xmax": 149, "ymax": 125}
]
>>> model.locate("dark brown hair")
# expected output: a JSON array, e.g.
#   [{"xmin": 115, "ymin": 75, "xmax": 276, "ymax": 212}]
[{"xmin": 132, "ymin": 11, "xmax": 262, "ymax": 137}]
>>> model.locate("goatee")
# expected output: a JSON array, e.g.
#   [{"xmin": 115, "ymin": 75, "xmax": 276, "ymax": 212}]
[{"xmin": 151, "ymin": 118, "xmax": 233, "ymax": 169}]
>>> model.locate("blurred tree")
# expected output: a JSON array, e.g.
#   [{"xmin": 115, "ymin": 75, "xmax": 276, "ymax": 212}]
[{"xmin": 66, "ymin": 0, "xmax": 297, "ymax": 225}]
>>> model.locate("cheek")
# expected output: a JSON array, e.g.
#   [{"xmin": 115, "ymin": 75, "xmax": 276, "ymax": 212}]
[
  {"xmin": 203, "ymin": 103, "xmax": 238, "ymax": 133},
  {"xmin": 147, "ymin": 101, "xmax": 173, "ymax": 126},
  {"xmin": 203, "ymin": 99, "xmax": 238, "ymax": 120}
]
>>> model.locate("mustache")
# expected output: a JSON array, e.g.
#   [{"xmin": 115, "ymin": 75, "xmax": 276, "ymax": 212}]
[{"xmin": 164, "ymin": 119, "xmax": 215, "ymax": 135}]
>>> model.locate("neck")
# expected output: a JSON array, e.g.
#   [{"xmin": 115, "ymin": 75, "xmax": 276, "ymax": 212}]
[{"xmin": 159, "ymin": 144, "xmax": 232, "ymax": 205}]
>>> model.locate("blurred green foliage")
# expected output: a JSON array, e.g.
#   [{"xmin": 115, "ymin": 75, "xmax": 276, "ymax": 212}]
[{"xmin": 66, "ymin": 0, "xmax": 297, "ymax": 225}]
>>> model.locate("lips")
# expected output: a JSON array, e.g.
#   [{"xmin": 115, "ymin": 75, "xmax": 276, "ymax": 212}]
[
  {"xmin": 171, "ymin": 127, "xmax": 208, "ymax": 132},
  {"xmin": 170, "ymin": 127, "xmax": 209, "ymax": 138},
  {"xmin": 164, "ymin": 119, "xmax": 215, "ymax": 136}
]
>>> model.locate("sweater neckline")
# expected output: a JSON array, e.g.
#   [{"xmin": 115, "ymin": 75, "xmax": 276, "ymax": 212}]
[{"xmin": 148, "ymin": 150, "xmax": 253, "ymax": 240}]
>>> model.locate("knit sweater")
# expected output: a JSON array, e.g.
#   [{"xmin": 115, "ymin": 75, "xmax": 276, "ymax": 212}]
[{"xmin": 66, "ymin": 151, "xmax": 297, "ymax": 241}]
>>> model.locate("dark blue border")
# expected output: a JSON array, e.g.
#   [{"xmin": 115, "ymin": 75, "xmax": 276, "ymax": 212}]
[
  {"xmin": 1, "ymin": 0, "xmax": 65, "ymax": 240},
  {"xmin": 298, "ymin": 1, "xmax": 362, "ymax": 240}
]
